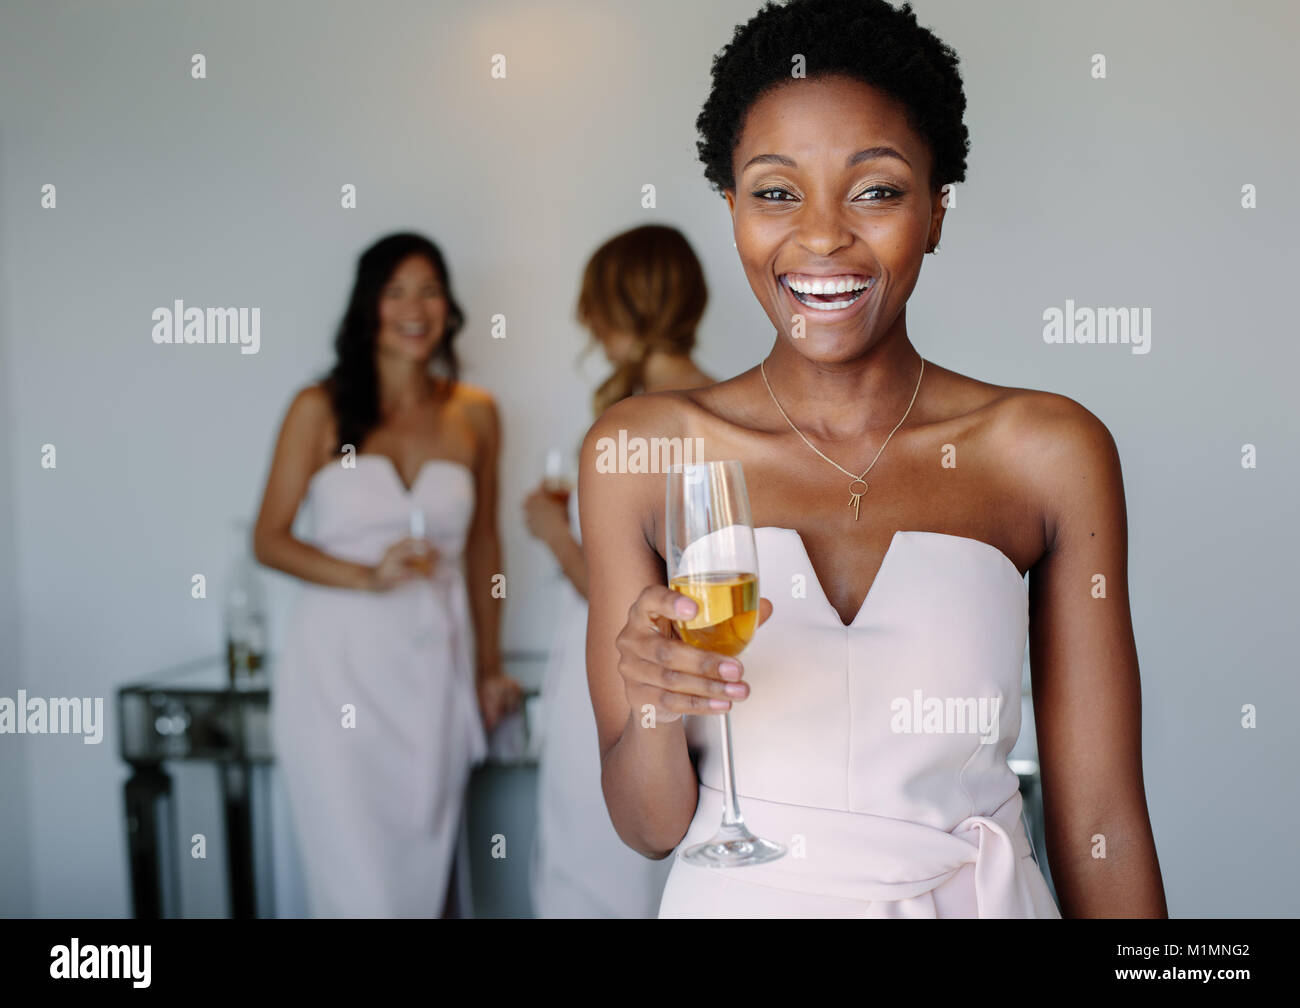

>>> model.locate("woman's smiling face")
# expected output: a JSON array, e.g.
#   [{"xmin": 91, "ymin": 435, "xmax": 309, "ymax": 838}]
[{"xmin": 725, "ymin": 74, "xmax": 946, "ymax": 363}]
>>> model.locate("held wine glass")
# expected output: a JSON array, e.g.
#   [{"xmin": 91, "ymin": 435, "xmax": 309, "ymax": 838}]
[
  {"xmin": 543, "ymin": 448, "xmax": 574, "ymax": 507},
  {"xmin": 406, "ymin": 507, "xmax": 435, "ymax": 576},
  {"xmin": 666, "ymin": 460, "xmax": 785, "ymax": 868}
]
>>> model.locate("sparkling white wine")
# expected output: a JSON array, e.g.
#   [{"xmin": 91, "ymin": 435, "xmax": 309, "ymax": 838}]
[
  {"xmin": 543, "ymin": 478, "xmax": 572, "ymax": 508},
  {"xmin": 407, "ymin": 507, "xmax": 435, "ymax": 575},
  {"xmin": 669, "ymin": 571, "xmax": 758, "ymax": 657},
  {"xmin": 404, "ymin": 550, "xmax": 435, "ymax": 576}
]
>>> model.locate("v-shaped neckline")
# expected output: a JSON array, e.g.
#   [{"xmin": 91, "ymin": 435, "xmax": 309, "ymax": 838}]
[
  {"xmin": 761, "ymin": 527, "xmax": 902, "ymax": 628},
  {"xmin": 363, "ymin": 454, "xmax": 473, "ymax": 494},
  {"xmin": 759, "ymin": 527, "xmax": 1025, "ymax": 629},
  {"xmin": 308, "ymin": 454, "xmax": 473, "ymax": 495}
]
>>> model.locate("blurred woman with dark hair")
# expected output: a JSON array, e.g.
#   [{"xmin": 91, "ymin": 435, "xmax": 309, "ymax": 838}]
[
  {"xmin": 255, "ymin": 232, "xmax": 522, "ymax": 917},
  {"xmin": 525, "ymin": 224, "xmax": 714, "ymax": 917}
]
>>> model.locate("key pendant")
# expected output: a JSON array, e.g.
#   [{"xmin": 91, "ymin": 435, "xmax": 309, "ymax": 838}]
[{"xmin": 848, "ymin": 479, "xmax": 868, "ymax": 521}]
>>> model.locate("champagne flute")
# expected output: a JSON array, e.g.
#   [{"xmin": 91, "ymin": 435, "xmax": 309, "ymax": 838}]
[
  {"xmin": 666, "ymin": 460, "xmax": 785, "ymax": 868},
  {"xmin": 543, "ymin": 447, "xmax": 573, "ymax": 506},
  {"xmin": 406, "ymin": 506, "xmax": 435, "ymax": 576}
]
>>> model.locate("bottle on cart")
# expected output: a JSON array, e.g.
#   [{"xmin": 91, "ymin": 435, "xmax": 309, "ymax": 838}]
[{"xmin": 224, "ymin": 518, "xmax": 267, "ymax": 686}]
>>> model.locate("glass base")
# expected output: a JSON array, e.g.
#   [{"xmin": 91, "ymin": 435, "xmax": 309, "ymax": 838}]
[{"xmin": 681, "ymin": 822, "xmax": 786, "ymax": 868}]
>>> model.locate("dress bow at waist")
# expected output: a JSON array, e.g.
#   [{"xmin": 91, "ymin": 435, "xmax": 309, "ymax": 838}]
[{"xmin": 682, "ymin": 784, "xmax": 1039, "ymax": 917}]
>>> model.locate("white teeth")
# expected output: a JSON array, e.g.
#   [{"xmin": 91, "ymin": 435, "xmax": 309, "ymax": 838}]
[
  {"xmin": 783, "ymin": 274, "xmax": 875, "ymax": 310},
  {"xmin": 784, "ymin": 275, "xmax": 872, "ymax": 295},
  {"xmin": 401, "ymin": 324, "xmax": 427, "ymax": 334},
  {"xmin": 803, "ymin": 296, "xmax": 856, "ymax": 311}
]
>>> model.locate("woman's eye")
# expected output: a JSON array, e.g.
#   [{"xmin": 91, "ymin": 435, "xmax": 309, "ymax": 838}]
[{"xmin": 751, "ymin": 186, "xmax": 901, "ymax": 203}]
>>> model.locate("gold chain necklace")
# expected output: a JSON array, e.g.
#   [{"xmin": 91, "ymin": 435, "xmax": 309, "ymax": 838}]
[{"xmin": 760, "ymin": 356, "xmax": 925, "ymax": 520}]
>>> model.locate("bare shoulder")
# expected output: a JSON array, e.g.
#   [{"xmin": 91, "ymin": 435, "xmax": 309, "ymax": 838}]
[
  {"xmin": 585, "ymin": 386, "xmax": 709, "ymax": 442},
  {"xmin": 450, "ymin": 378, "xmax": 497, "ymax": 413},
  {"xmin": 289, "ymin": 381, "xmax": 333, "ymax": 421},
  {"xmin": 580, "ymin": 390, "xmax": 712, "ymax": 551},
  {"xmin": 984, "ymin": 384, "xmax": 1125, "ymax": 550},
  {"xmin": 285, "ymin": 382, "xmax": 335, "ymax": 456},
  {"xmin": 989, "ymin": 386, "xmax": 1119, "ymax": 471},
  {"xmin": 919, "ymin": 359, "xmax": 1115, "ymax": 458},
  {"xmin": 256, "ymin": 381, "xmax": 338, "ymax": 480},
  {"xmin": 449, "ymin": 379, "xmax": 500, "ymax": 436}
]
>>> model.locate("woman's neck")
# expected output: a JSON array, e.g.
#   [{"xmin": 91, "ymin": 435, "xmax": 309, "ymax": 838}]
[
  {"xmin": 375, "ymin": 353, "xmax": 437, "ymax": 414},
  {"xmin": 760, "ymin": 334, "xmax": 925, "ymax": 442},
  {"xmin": 642, "ymin": 349, "xmax": 704, "ymax": 392}
]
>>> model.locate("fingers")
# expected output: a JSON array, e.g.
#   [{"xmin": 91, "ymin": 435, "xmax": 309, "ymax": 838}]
[
  {"xmin": 396, "ymin": 537, "xmax": 439, "ymax": 578},
  {"xmin": 617, "ymin": 584, "xmax": 751, "ymax": 718},
  {"xmin": 521, "ymin": 486, "xmax": 551, "ymax": 510},
  {"xmin": 621, "ymin": 618, "xmax": 740, "ymax": 687},
  {"xmin": 478, "ymin": 677, "xmax": 524, "ymax": 731},
  {"xmin": 624, "ymin": 585, "xmax": 747, "ymax": 683},
  {"xmin": 630, "ymin": 583, "xmax": 700, "ymax": 627},
  {"xmin": 620, "ymin": 648, "xmax": 748, "ymax": 714},
  {"xmin": 402, "ymin": 536, "xmax": 437, "ymax": 556}
]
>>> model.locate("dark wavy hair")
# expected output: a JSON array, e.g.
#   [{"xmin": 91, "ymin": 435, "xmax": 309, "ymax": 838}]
[
  {"xmin": 321, "ymin": 232, "xmax": 465, "ymax": 455},
  {"xmin": 696, "ymin": 0, "xmax": 970, "ymax": 195}
]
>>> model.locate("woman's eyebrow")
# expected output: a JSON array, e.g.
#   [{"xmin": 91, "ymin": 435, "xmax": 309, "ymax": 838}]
[{"xmin": 742, "ymin": 146, "xmax": 912, "ymax": 173}]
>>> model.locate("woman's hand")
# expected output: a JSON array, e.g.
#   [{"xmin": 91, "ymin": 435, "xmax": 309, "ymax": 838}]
[
  {"xmin": 615, "ymin": 584, "xmax": 773, "ymax": 724},
  {"xmin": 477, "ymin": 673, "xmax": 524, "ymax": 734},
  {"xmin": 522, "ymin": 483, "xmax": 570, "ymax": 547},
  {"xmin": 367, "ymin": 536, "xmax": 439, "ymax": 591}
]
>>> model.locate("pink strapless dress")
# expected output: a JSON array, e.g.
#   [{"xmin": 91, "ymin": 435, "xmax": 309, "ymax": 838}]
[
  {"xmin": 658, "ymin": 528, "xmax": 1061, "ymax": 918},
  {"xmin": 271, "ymin": 456, "xmax": 487, "ymax": 917}
]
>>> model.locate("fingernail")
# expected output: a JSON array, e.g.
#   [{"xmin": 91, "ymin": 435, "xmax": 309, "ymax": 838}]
[
  {"xmin": 676, "ymin": 599, "xmax": 696, "ymax": 617},
  {"xmin": 708, "ymin": 699, "xmax": 731, "ymax": 710},
  {"xmin": 719, "ymin": 661, "xmax": 741, "ymax": 680},
  {"xmin": 723, "ymin": 683, "xmax": 746, "ymax": 697}
]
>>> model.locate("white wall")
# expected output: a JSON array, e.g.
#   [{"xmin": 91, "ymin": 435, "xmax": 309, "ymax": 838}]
[
  {"xmin": 1, "ymin": 0, "xmax": 1297, "ymax": 917},
  {"xmin": 0, "ymin": 176, "xmax": 33, "ymax": 915}
]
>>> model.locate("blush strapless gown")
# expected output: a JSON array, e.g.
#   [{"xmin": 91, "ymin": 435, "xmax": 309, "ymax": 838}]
[
  {"xmin": 270, "ymin": 455, "xmax": 487, "ymax": 917},
  {"xmin": 658, "ymin": 527, "xmax": 1061, "ymax": 918}
]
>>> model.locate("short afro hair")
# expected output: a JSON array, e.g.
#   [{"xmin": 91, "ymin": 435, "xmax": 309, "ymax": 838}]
[{"xmin": 695, "ymin": 0, "xmax": 970, "ymax": 196}]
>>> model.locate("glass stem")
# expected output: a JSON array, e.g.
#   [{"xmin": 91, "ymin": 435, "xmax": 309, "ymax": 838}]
[{"xmin": 717, "ymin": 712, "xmax": 746, "ymax": 828}]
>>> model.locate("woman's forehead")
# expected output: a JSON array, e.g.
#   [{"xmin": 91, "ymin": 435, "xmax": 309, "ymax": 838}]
[{"xmin": 733, "ymin": 78, "xmax": 924, "ymax": 170}]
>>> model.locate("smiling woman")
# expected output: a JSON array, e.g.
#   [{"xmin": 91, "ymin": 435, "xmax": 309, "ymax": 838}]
[
  {"xmin": 252, "ymin": 232, "xmax": 523, "ymax": 917},
  {"xmin": 579, "ymin": 0, "xmax": 1167, "ymax": 919}
]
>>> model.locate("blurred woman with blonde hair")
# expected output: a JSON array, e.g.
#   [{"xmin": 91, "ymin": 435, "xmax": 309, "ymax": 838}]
[{"xmin": 525, "ymin": 224, "xmax": 713, "ymax": 917}]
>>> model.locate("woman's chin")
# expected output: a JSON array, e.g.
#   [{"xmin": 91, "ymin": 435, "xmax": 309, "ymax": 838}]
[
  {"xmin": 379, "ymin": 342, "xmax": 437, "ymax": 366},
  {"xmin": 785, "ymin": 331, "xmax": 875, "ymax": 364}
]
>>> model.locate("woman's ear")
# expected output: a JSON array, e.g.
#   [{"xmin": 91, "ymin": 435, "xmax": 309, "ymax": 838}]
[{"xmin": 927, "ymin": 186, "xmax": 949, "ymax": 253}]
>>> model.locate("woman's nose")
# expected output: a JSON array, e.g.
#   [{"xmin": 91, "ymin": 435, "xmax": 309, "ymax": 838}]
[{"xmin": 794, "ymin": 195, "xmax": 854, "ymax": 257}]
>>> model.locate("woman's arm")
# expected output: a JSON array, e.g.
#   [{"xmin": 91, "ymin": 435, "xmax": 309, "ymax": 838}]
[
  {"xmin": 523, "ymin": 488, "xmax": 588, "ymax": 599},
  {"xmin": 1019, "ymin": 394, "xmax": 1168, "ymax": 918},
  {"xmin": 252, "ymin": 386, "xmax": 375, "ymax": 590},
  {"xmin": 581, "ymin": 404, "xmax": 697, "ymax": 857},
  {"xmin": 547, "ymin": 527, "xmax": 588, "ymax": 599},
  {"xmin": 579, "ymin": 396, "xmax": 769, "ymax": 858},
  {"xmin": 462, "ymin": 388, "xmax": 505, "ymax": 684}
]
